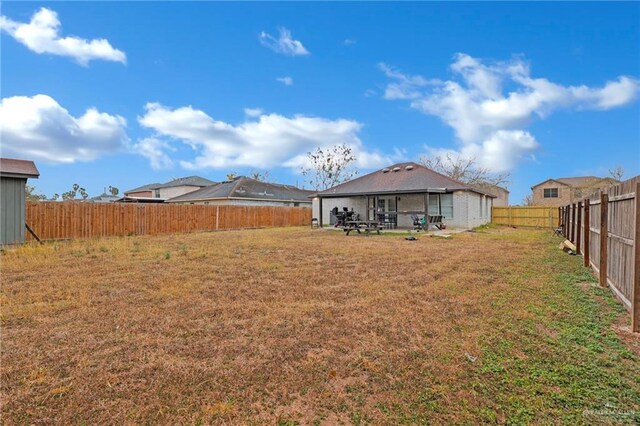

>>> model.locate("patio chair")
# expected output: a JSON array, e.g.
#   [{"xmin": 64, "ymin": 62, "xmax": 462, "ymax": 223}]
[
  {"xmin": 553, "ymin": 223, "xmax": 564, "ymax": 237},
  {"xmin": 411, "ymin": 214, "xmax": 425, "ymax": 231}
]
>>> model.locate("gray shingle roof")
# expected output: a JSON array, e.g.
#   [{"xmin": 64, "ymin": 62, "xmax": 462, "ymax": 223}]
[
  {"xmin": 157, "ymin": 176, "xmax": 216, "ymax": 188},
  {"xmin": 317, "ymin": 162, "xmax": 495, "ymax": 197},
  {"xmin": 125, "ymin": 183, "xmax": 162, "ymax": 193},
  {"xmin": 167, "ymin": 177, "xmax": 314, "ymax": 203},
  {"xmin": 125, "ymin": 176, "xmax": 216, "ymax": 194}
]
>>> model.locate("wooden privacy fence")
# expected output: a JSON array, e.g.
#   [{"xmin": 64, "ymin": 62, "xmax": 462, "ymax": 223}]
[
  {"xmin": 559, "ymin": 176, "xmax": 639, "ymax": 333},
  {"xmin": 25, "ymin": 202, "xmax": 312, "ymax": 241},
  {"xmin": 492, "ymin": 206, "xmax": 559, "ymax": 228}
]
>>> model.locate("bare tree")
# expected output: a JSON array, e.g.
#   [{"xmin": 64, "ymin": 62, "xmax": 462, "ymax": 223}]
[
  {"xmin": 419, "ymin": 153, "xmax": 510, "ymax": 187},
  {"xmin": 249, "ymin": 170, "xmax": 270, "ymax": 182},
  {"xmin": 608, "ymin": 165, "xmax": 624, "ymax": 181},
  {"xmin": 522, "ymin": 192, "xmax": 534, "ymax": 206},
  {"xmin": 25, "ymin": 184, "xmax": 47, "ymax": 201},
  {"xmin": 301, "ymin": 144, "xmax": 358, "ymax": 191}
]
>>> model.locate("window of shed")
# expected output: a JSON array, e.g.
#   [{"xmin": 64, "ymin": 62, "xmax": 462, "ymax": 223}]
[{"xmin": 544, "ymin": 188, "xmax": 558, "ymax": 198}]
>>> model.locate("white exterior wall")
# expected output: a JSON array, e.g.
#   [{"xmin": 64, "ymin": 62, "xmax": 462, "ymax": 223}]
[
  {"xmin": 312, "ymin": 197, "xmax": 320, "ymax": 220},
  {"xmin": 160, "ymin": 185, "xmax": 202, "ymax": 199},
  {"xmin": 318, "ymin": 196, "xmax": 367, "ymax": 226},
  {"xmin": 463, "ymin": 192, "xmax": 493, "ymax": 228},
  {"xmin": 451, "ymin": 191, "xmax": 469, "ymax": 228}
]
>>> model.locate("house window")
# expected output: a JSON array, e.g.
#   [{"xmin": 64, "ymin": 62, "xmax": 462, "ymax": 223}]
[
  {"xmin": 428, "ymin": 193, "xmax": 453, "ymax": 219},
  {"xmin": 440, "ymin": 194, "xmax": 453, "ymax": 218},
  {"xmin": 154, "ymin": 189, "xmax": 160, "ymax": 198},
  {"xmin": 543, "ymin": 188, "xmax": 558, "ymax": 198}
]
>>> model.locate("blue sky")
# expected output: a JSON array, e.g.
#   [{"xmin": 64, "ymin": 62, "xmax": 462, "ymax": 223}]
[{"xmin": 1, "ymin": 2, "xmax": 639, "ymax": 203}]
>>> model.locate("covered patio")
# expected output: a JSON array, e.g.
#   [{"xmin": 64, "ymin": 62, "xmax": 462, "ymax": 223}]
[{"xmin": 312, "ymin": 162, "xmax": 495, "ymax": 230}]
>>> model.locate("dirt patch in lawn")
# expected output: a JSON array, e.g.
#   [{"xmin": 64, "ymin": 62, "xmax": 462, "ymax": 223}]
[{"xmin": 1, "ymin": 226, "xmax": 638, "ymax": 424}]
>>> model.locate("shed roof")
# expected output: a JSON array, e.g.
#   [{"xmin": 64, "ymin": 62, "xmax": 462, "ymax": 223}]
[
  {"xmin": 316, "ymin": 162, "xmax": 495, "ymax": 197},
  {"xmin": 0, "ymin": 158, "xmax": 39, "ymax": 179},
  {"xmin": 167, "ymin": 176, "xmax": 314, "ymax": 203}
]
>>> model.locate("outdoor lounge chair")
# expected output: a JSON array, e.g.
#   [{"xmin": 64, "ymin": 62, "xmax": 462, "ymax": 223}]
[{"xmin": 411, "ymin": 214, "xmax": 425, "ymax": 231}]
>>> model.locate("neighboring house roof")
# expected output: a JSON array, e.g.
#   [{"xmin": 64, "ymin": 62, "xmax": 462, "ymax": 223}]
[
  {"xmin": 125, "ymin": 183, "xmax": 162, "ymax": 193},
  {"xmin": 167, "ymin": 176, "xmax": 314, "ymax": 203},
  {"xmin": 473, "ymin": 183, "xmax": 510, "ymax": 195},
  {"xmin": 116, "ymin": 196, "xmax": 168, "ymax": 203},
  {"xmin": 88, "ymin": 193, "xmax": 120, "ymax": 203},
  {"xmin": 531, "ymin": 176, "xmax": 615, "ymax": 190},
  {"xmin": 124, "ymin": 176, "xmax": 216, "ymax": 194},
  {"xmin": 157, "ymin": 176, "xmax": 217, "ymax": 188},
  {"xmin": 0, "ymin": 158, "xmax": 39, "ymax": 179},
  {"xmin": 316, "ymin": 162, "xmax": 496, "ymax": 198}
]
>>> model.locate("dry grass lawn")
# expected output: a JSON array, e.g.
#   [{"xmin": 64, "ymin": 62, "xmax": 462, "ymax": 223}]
[{"xmin": 1, "ymin": 226, "xmax": 639, "ymax": 424}]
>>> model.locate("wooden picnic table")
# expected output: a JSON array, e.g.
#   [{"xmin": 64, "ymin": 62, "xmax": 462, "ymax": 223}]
[{"xmin": 343, "ymin": 220, "xmax": 382, "ymax": 236}]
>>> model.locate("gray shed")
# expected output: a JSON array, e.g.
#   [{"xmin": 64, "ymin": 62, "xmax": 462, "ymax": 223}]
[{"xmin": 1, "ymin": 158, "xmax": 40, "ymax": 245}]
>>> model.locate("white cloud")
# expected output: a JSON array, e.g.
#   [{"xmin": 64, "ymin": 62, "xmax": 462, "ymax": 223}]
[
  {"xmin": 276, "ymin": 76, "xmax": 294, "ymax": 86},
  {"xmin": 137, "ymin": 103, "xmax": 394, "ymax": 171},
  {"xmin": 259, "ymin": 27, "xmax": 309, "ymax": 56},
  {"xmin": 132, "ymin": 137, "xmax": 174, "ymax": 170},
  {"xmin": 382, "ymin": 53, "xmax": 640, "ymax": 171},
  {"xmin": 342, "ymin": 38, "xmax": 356, "ymax": 46},
  {"xmin": 0, "ymin": 94, "xmax": 128, "ymax": 163},
  {"xmin": 0, "ymin": 8, "xmax": 126, "ymax": 66},
  {"xmin": 244, "ymin": 107, "xmax": 264, "ymax": 117}
]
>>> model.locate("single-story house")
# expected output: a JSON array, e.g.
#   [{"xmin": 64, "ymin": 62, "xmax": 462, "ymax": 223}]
[
  {"xmin": 473, "ymin": 184, "xmax": 509, "ymax": 207},
  {"xmin": 167, "ymin": 176, "xmax": 314, "ymax": 207},
  {"xmin": 312, "ymin": 162, "xmax": 496, "ymax": 229},
  {"xmin": 1, "ymin": 157, "xmax": 40, "ymax": 245},
  {"xmin": 124, "ymin": 176, "xmax": 216, "ymax": 199},
  {"xmin": 530, "ymin": 176, "xmax": 617, "ymax": 207},
  {"xmin": 88, "ymin": 193, "xmax": 121, "ymax": 203}
]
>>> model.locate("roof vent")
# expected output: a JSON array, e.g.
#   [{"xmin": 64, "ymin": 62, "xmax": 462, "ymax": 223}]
[
  {"xmin": 405, "ymin": 165, "xmax": 414, "ymax": 171},
  {"xmin": 382, "ymin": 168, "xmax": 390, "ymax": 173},
  {"xmin": 392, "ymin": 167, "xmax": 401, "ymax": 172}
]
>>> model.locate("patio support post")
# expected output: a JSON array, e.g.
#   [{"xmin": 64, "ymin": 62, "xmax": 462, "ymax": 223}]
[{"xmin": 318, "ymin": 197, "xmax": 323, "ymax": 228}]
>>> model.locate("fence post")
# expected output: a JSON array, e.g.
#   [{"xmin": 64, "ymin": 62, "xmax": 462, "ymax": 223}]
[
  {"xmin": 599, "ymin": 192, "xmax": 608, "ymax": 288},
  {"xmin": 570, "ymin": 203, "xmax": 576, "ymax": 243},
  {"xmin": 584, "ymin": 199, "xmax": 590, "ymax": 268},
  {"xmin": 632, "ymin": 182, "xmax": 640, "ymax": 333},
  {"xmin": 565, "ymin": 205, "xmax": 570, "ymax": 239},
  {"xmin": 558, "ymin": 206, "xmax": 562, "ymax": 228},
  {"xmin": 576, "ymin": 201, "xmax": 582, "ymax": 255}
]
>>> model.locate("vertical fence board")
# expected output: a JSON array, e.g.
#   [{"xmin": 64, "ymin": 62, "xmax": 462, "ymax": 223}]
[{"xmin": 25, "ymin": 202, "xmax": 311, "ymax": 241}]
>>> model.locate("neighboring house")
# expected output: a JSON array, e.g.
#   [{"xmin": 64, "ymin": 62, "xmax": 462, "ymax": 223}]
[
  {"xmin": 531, "ymin": 176, "xmax": 617, "ymax": 206},
  {"xmin": 124, "ymin": 183, "xmax": 161, "ymax": 198},
  {"xmin": 473, "ymin": 184, "xmax": 509, "ymax": 207},
  {"xmin": 88, "ymin": 193, "xmax": 120, "ymax": 203},
  {"xmin": 0, "ymin": 158, "xmax": 40, "ymax": 245},
  {"xmin": 124, "ymin": 176, "xmax": 216, "ymax": 200},
  {"xmin": 167, "ymin": 176, "xmax": 314, "ymax": 207},
  {"xmin": 312, "ymin": 162, "xmax": 496, "ymax": 229}
]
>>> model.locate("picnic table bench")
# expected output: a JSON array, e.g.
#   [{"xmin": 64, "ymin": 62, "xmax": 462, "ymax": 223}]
[
  {"xmin": 411, "ymin": 214, "xmax": 445, "ymax": 231},
  {"xmin": 343, "ymin": 220, "xmax": 382, "ymax": 236}
]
